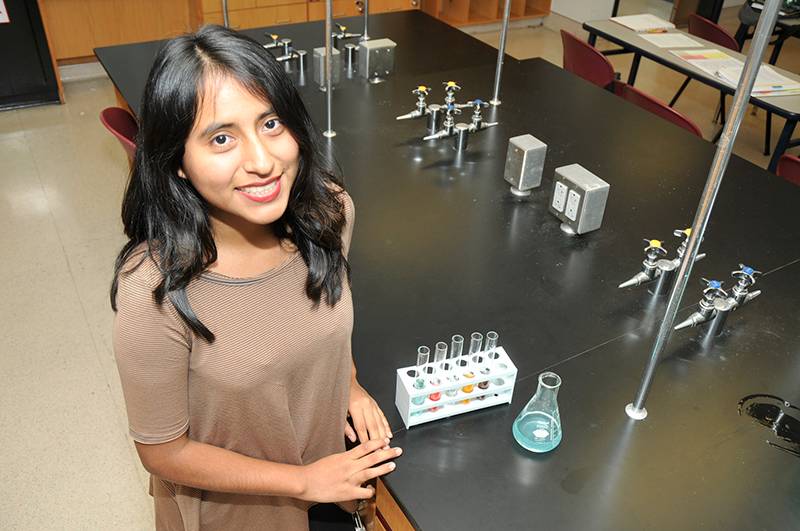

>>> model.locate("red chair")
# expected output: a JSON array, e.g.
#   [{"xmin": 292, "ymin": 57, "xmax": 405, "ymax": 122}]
[
  {"xmin": 670, "ymin": 14, "xmax": 739, "ymax": 126},
  {"xmin": 614, "ymin": 81, "xmax": 703, "ymax": 138},
  {"xmin": 99, "ymin": 107, "xmax": 138, "ymax": 163},
  {"xmin": 776, "ymin": 153, "xmax": 800, "ymax": 186},
  {"xmin": 560, "ymin": 30, "xmax": 616, "ymax": 90}
]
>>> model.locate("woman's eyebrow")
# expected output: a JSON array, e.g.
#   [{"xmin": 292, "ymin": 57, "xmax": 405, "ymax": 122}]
[{"xmin": 199, "ymin": 108, "xmax": 276, "ymax": 138}]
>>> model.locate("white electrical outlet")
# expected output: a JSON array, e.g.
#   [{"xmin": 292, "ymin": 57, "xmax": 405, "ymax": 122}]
[
  {"xmin": 565, "ymin": 190, "xmax": 581, "ymax": 221},
  {"xmin": 553, "ymin": 181, "xmax": 567, "ymax": 212}
]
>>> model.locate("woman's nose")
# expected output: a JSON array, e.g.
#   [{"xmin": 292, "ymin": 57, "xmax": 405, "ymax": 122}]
[{"xmin": 242, "ymin": 139, "xmax": 275, "ymax": 176}]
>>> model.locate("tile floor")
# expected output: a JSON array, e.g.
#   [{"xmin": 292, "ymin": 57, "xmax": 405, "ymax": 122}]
[{"xmin": 2, "ymin": 6, "xmax": 797, "ymax": 529}]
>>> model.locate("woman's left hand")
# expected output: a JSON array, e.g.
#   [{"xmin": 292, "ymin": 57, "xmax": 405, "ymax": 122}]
[{"xmin": 346, "ymin": 380, "xmax": 392, "ymax": 444}]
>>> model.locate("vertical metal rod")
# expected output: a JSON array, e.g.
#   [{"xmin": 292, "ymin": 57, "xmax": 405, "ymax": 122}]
[
  {"xmin": 221, "ymin": 0, "xmax": 230, "ymax": 27},
  {"xmin": 624, "ymin": 0, "xmax": 782, "ymax": 421},
  {"xmin": 323, "ymin": 0, "xmax": 336, "ymax": 137},
  {"xmin": 362, "ymin": 0, "xmax": 371, "ymax": 41},
  {"xmin": 490, "ymin": 0, "xmax": 513, "ymax": 106}
]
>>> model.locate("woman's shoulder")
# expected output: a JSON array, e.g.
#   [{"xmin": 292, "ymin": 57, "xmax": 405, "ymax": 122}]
[{"xmin": 117, "ymin": 242, "xmax": 165, "ymax": 293}]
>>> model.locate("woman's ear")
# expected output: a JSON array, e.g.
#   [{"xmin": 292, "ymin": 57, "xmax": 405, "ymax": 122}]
[{"xmin": 177, "ymin": 167, "xmax": 187, "ymax": 180}]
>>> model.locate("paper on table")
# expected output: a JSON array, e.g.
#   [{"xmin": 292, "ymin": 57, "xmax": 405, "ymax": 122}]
[
  {"xmin": 639, "ymin": 33, "xmax": 702, "ymax": 48},
  {"xmin": 717, "ymin": 65, "xmax": 800, "ymax": 96},
  {"xmin": 670, "ymin": 49, "xmax": 740, "ymax": 78},
  {"xmin": 610, "ymin": 14, "xmax": 676, "ymax": 33}
]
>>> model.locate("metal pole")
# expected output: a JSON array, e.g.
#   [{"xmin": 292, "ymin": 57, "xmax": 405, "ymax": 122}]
[
  {"xmin": 323, "ymin": 0, "xmax": 336, "ymax": 137},
  {"xmin": 624, "ymin": 0, "xmax": 782, "ymax": 421},
  {"xmin": 611, "ymin": 0, "xmax": 620, "ymax": 18},
  {"xmin": 489, "ymin": 0, "xmax": 512, "ymax": 106},
  {"xmin": 361, "ymin": 0, "xmax": 370, "ymax": 41},
  {"xmin": 222, "ymin": 0, "xmax": 230, "ymax": 27}
]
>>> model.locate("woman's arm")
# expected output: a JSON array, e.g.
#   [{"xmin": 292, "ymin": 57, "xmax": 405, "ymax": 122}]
[{"xmin": 137, "ymin": 432, "xmax": 400, "ymax": 502}]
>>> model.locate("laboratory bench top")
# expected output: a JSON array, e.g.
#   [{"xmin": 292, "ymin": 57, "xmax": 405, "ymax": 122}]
[{"xmin": 96, "ymin": 12, "xmax": 800, "ymax": 530}]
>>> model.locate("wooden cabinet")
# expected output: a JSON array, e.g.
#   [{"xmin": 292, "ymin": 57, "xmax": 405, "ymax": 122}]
[
  {"xmin": 41, "ymin": 0, "xmax": 200, "ymax": 61},
  {"xmin": 423, "ymin": 0, "xmax": 548, "ymax": 26},
  {"xmin": 307, "ymin": 0, "xmax": 360, "ymax": 21},
  {"xmin": 374, "ymin": 479, "xmax": 415, "ymax": 531}
]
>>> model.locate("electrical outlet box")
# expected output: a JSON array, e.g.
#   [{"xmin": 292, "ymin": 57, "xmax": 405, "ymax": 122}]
[
  {"xmin": 549, "ymin": 164, "xmax": 610, "ymax": 235},
  {"xmin": 503, "ymin": 134, "xmax": 547, "ymax": 196},
  {"xmin": 357, "ymin": 38, "xmax": 397, "ymax": 80},
  {"xmin": 313, "ymin": 46, "xmax": 341, "ymax": 87}
]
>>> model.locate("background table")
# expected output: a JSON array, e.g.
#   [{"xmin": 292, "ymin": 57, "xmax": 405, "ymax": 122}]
[
  {"xmin": 97, "ymin": 12, "xmax": 800, "ymax": 530},
  {"xmin": 584, "ymin": 18, "xmax": 800, "ymax": 172}
]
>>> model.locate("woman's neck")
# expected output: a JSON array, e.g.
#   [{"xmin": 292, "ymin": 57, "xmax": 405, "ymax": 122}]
[{"xmin": 207, "ymin": 212, "xmax": 293, "ymax": 277}]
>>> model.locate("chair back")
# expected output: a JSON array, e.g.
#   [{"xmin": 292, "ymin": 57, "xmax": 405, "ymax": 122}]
[
  {"xmin": 99, "ymin": 107, "xmax": 138, "ymax": 162},
  {"xmin": 560, "ymin": 30, "xmax": 616, "ymax": 89},
  {"xmin": 614, "ymin": 81, "xmax": 704, "ymax": 138},
  {"xmin": 688, "ymin": 13, "xmax": 740, "ymax": 51},
  {"xmin": 777, "ymin": 154, "xmax": 800, "ymax": 186}
]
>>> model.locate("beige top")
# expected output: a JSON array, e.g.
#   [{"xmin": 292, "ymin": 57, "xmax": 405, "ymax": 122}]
[{"xmin": 113, "ymin": 193, "xmax": 355, "ymax": 531}]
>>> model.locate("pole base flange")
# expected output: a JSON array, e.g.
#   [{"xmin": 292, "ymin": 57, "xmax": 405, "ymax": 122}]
[
  {"xmin": 510, "ymin": 186, "xmax": 531, "ymax": 197},
  {"xmin": 323, "ymin": 130, "xmax": 337, "ymax": 138},
  {"xmin": 489, "ymin": 98, "xmax": 501, "ymax": 106},
  {"xmin": 625, "ymin": 403, "xmax": 648, "ymax": 420}
]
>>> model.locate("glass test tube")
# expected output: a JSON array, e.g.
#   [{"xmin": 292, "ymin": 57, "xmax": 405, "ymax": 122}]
[
  {"xmin": 412, "ymin": 346, "xmax": 429, "ymax": 406},
  {"xmin": 462, "ymin": 332, "xmax": 481, "ymax": 395},
  {"xmin": 446, "ymin": 335, "xmax": 463, "ymax": 397},
  {"xmin": 477, "ymin": 331, "xmax": 498, "ymax": 395},
  {"xmin": 429, "ymin": 342, "xmax": 447, "ymax": 402}
]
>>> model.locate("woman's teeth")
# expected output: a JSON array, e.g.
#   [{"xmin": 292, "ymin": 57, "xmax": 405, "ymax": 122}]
[{"xmin": 238, "ymin": 181, "xmax": 278, "ymax": 197}]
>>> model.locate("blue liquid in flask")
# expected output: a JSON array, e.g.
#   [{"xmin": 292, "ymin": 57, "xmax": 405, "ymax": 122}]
[
  {"xmin": 512, "ymin": 371, "xmax": 562, "ymax": 453},
  {"xmin": 512, "ymin": 411, "xmax": 562, "ymax": 452}
]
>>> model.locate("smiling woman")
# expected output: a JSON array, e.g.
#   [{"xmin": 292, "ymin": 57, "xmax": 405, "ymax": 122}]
[{"xmin": 109, "ymin": 25, "xmax": 400, "ymax": 531}]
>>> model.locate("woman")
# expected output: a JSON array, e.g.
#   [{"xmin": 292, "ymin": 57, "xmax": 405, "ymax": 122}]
[{"xmin": 111, "ymin": 25, "xmax": 400, "ymax": 530}]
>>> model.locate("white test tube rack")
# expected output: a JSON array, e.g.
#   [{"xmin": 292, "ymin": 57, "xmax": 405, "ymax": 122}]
[{"xmin": 395, "ymin": 346, "xmax": 518, "ymax": 428}]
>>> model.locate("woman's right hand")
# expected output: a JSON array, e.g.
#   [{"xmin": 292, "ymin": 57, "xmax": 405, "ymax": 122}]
[{"xmin": 299, "ymin": 438, "xmax": 402, "ymax": 503}]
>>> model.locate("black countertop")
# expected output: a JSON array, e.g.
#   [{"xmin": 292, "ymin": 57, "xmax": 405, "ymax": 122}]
[{"xmin": 95, "ymin": 13, "xmax": 800, "ymax": 530}]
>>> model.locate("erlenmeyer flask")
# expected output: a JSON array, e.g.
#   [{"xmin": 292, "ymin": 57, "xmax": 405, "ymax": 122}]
[{"xmin": 512, "ymin": 372, "xmax": 562, "ymax": 452}]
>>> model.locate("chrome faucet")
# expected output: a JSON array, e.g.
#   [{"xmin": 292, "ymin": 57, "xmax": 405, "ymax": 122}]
[
  {"xmin": 619, "ymin": 239, "xmax": 668, "ymax": 289},
  {"xmin": 263, "ymin": 33, "xmax": 281, "ymax": 50},
  {"xmin": 396, "ymin": 85, "xmax": 432, "ymax": 121},
  {"xmin": 466, "ymin": 99, "xmax": 497, "ymax": 132},
  {"xmin": 423, "ymin": 103, "xmax": 461, "ymax": 140},
  {"xmin": 332, "ymin": 23, "xmax": 362, "ymax": 46},
  {"xmin": 674, "ymin": 264, "xmax": 762, "ymax": 331}
]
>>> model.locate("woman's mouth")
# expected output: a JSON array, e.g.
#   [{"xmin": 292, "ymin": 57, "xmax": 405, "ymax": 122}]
[{"xmin": 236, "ymin": 178, "xmax": 281, "ymax": 203}]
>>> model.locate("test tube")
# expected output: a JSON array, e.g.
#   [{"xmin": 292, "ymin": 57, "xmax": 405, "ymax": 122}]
[
  {"xmin": 485, "ymin": 331, "xmax": 499, "ymax": 358},
  {"xmin": 412, "ymin": 346, "xmax": 429, "ymax": 406},
  {"xmin": 462, "ymin": 332, "xmax": 481, "ymax": 393},
  {"xmin": 429, "ymin": 342, "xmax": 447, "ymax": 401},
  {"xmin": 446, "ymin": 335, "xmax": 463, "ymax": 397}
]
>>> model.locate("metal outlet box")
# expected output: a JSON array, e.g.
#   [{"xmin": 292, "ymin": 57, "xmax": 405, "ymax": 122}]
[
  {"xmin": 549, "ymin": 163, "xmax": 610, "ymax": 235},
  {"xmin": 503, "ymin": 134, "xmax": 547, "ymax": 196},
  {"xmin": 313, "ymin": 46, "xmax": 341, "ymax": 87},
  {"xmin": 357, "ymin": 38, "xmax": 397, "ymax": 80}
]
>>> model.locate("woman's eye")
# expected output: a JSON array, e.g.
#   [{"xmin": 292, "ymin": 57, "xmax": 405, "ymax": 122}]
[
  {"xmin": 212, "ymin": 134, "xmax": 229, "ymax": 146},
  {"xmin": 264, "ymin": 119, "xmax": 282, "ymax": 132}
]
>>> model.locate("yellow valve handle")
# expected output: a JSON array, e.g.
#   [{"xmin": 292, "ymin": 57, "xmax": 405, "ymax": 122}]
[
  {"xmin": 648, "ymin": 240, "xmax": 662, "ymax": 248},
  {"xmin": 270, "ymin": 34, "xmax": 278, "ymax": 40},
  {"xmin": 417, "ymin": 85, "xmax": 428, "ymax": 92}
]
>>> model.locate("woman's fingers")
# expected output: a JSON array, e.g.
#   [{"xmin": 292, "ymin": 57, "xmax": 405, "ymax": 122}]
[
  {"xmin": 356, "ymin": 461, "xmax": 396, "ymax": 484},
  {"xmin": 352, "ymin": 485, "xmax": 376, "ymax": 500},
  {"xmin": 365, "ymin": 407, "xmax": 383, "ymax": 441},
  {"xmin": 344, "ymin": 422, "xmax": 357, "ymax": 443},
  {"xmin": 348, "ymin": 438, "xmax": 389, "ymax": 459},
  {"xmin": 350, "ymin": 407, "xmax": 368, "ymax": 444},
  {"xmin": 359, "ymin": 446, "xmax": 402, "ymax": 469}
]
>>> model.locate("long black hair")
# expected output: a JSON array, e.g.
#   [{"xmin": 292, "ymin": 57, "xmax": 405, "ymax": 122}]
[{"xmin": 110, "ymin": 25, "xmax": 350, "ymax": 342}]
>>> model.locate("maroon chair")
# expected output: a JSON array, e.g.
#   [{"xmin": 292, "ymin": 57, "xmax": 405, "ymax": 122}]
[
  {"xmin": 614, "ymin": 81, "xmax": 703, "ymax": 138},
  {"xmin": 776, "ymin": 154, "xmax": 800, "ymax": 186},
  {"xmin": 560, "ymin": 30, "xmax": 616, "ymax": 90},
  {"xmin": 670, "ymin": 14, "xmax": 740, "ymax": 128},
  {"xmin": 99, "ymin": 107, "xmax": 138, "ymax": 163}
]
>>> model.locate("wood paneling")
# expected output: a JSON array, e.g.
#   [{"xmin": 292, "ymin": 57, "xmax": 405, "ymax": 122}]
[
  {"xmin": 376, "ymin": 479, "xmax": 415, "ymax": 531},
  {"xmin": 307, "ymin": 0, "xmax": 360, "ymax": 21},
  {"xmin": 43, "ymin": 0, "xmax": 198, "ymax": 61}
]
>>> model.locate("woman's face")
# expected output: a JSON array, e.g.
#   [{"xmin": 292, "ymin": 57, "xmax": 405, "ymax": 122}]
[{"xmin": 180, "ymin": 74, "xmax": 300, "ymax": 233}]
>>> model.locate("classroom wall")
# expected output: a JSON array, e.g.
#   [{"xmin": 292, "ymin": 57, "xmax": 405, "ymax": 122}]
[{"xmin": 550, "ymin": 0, "xmax": 615, "ymax": 23}]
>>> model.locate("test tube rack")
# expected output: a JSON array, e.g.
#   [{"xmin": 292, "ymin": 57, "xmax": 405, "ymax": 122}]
[{"xmin": 395, "ymin": 346, "xmax": 518, "ymax": 428}]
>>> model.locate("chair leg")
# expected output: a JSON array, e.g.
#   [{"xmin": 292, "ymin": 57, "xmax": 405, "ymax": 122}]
[
  {"xmin": 764, "ymin": 111, "xmax": 772, "ymax": 156},
  {"xmin": 714, "ymin": 92, "xmax": 726, "ymax": 125},
  {"xmin": 669, "ymin": 77, "xmax": 691, "ymax": 107},
  {"xmin": 734, "ymin": 23, "xmax": 749, "ymax": 50},
  {"xmin": 712, "ymin": 127, "xmax": 723, "ymax": 144}
]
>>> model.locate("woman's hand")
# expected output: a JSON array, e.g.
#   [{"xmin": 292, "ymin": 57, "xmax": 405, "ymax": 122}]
[
  {"xmin": 299, "ymin": 438, "xmax": 401, "ymax": 503},
  {"xmin": 346, "ymin": 380, "xmax": 392, "ymax": 444}
]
